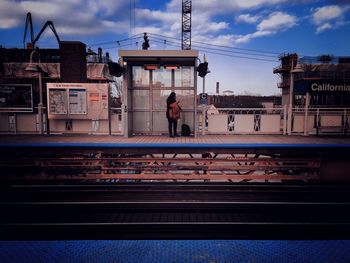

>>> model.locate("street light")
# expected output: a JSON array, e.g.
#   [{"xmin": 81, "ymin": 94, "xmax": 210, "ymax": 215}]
[
  {"xmin": 287, "ymin": 59, "xmax": 304, "ymax": 135},
  {"xmin": 25, "ymin": 50, "xmax": 44, "ymax": 134}
]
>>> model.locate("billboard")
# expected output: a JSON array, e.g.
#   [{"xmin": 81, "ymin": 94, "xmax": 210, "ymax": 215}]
[{"xmin": 0, "ymin": 84, "xmax": 33, "ymax": 112}]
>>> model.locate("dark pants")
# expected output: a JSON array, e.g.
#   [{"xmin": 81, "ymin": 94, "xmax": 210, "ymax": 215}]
[{"xmin": 168, "ymin": 118, "xmax": 178, "ymax": 136}]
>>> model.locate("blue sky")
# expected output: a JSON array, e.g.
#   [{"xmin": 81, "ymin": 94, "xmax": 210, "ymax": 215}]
[{"xmin": 1, "ymin": 0, "xmax": 350, "ymax": 95}]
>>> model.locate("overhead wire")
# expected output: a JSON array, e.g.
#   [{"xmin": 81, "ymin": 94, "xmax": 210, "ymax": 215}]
[
  {"xmin": 89, "ymin": 33, "xmax": 144, "ymax": 47},
  {"xmin": 147, "ymin": 32, "xmax": 281, "ymax": 55},
  {"xmin": 149, "ymin": 35, "xmax": 277, "ymax": 59},
  {"xmin": 150, "ymin": 39, "xmax": 277, "ymax": 62},
  {"xmin": 88, "ymin": 33, "xmax": 279, "ymax": 62}
]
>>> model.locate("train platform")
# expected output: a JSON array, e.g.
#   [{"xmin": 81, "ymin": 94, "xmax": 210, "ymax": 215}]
[{"xmin": 0, "ymin": 134, "xmax": 350, "ymax": 147}]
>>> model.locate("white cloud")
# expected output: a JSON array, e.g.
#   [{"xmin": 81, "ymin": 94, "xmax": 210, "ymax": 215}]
[
  {"xmin": 0, "ymin": 0, "xmax": 24, "ymax": 29},
  {"xmin": 257, "ymin": 12, "xmax": 297, "ymax": 31},
  {"xmin": 311, "ymin": 5, "xmax": 348, "ymax": 33},
  {"xmin": 236, "ymin": 30, "xmax": 272, "ymax": 43},
  {"xmin": 236, "ymin": 12, "xmax": 297, "ymax": 43},
  {"xmin": 236, "ymin": 14, "xmax": 261, "ymax": 24},
  {"xmin": 0, "ymin": 0, "xmax": 130, "ymax": 37},
  {"xmin": 316, "ymin": 22, "xmax": 333, "ymax": 33},
  {"xmin": 312, "ymin": 5, "xmax": 342, "ymax": 25},
  {"xmin": 193, "ymin": 34, "xmax": 237, "ymax": 46},
  {"xmin": 0, "ymin": 18, "xmax": 19, "ymax": 29},
  {"xmin": 167, "ymin": 0, "xmax": 290, "ymax": 14},
  {"xmin": 135, "ymin": 9, "xmax": 178, "ymax": 24}
]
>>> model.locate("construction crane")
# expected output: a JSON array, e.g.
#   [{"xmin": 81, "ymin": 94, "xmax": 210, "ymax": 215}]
[
  {"xmin": 182, "ymin": 0, "xmax": 192, "ymax": 50},
  {"xmin": 23, "ymin": 12, "xmax": 60, "ymax": 49},
  {"xmin": 23, "ymin": 13, "xmax": 34, "ymax": 48}
]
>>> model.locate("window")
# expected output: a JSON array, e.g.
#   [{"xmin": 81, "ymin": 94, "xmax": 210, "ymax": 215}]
[
  {"xmin": 153, "ymin": 67, "xmax": 172, "ymax": 88},
  {"xmin": 132, "ymin": 66, "xmax": 149, "ymax": 87},
  {"xmin": 132, "ymin": 90, "xmax": 149, "ymax": 110},
  {"xmin": 175, "ymin": 66, "xmax": 194, "ymax": 87},
  {"xmin": 153, "ymin": 90, "xmax": 171, "ymax": 110}
]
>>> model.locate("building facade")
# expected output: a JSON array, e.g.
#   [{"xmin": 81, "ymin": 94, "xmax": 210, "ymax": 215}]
[
  {"xmin": 0, "ymin": 42, "xmax": 119, "ymax": 134},
  {"xmin": 274, "ymin": 53, "xmax": 350, "ymax": 108}
]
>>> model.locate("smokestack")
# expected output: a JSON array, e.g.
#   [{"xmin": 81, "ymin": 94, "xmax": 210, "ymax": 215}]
[{"xmin": 216, "ymin": 82, "xmax": 219, "ymax": 94}]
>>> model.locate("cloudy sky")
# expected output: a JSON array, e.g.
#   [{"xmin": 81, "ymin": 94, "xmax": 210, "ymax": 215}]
[{"xmin": 1, "ymin": 0, "xmax": 350, "ymax": 95}]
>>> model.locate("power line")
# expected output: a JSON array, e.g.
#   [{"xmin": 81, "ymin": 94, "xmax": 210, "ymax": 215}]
[
  {"xmin": 103, "ymin": 42, "xmax": 136, "ymax": 51},
  {"xmin": 147, "ymin": 32, "xmax": 280, "ymax": 55},
  {"xmin": 89, "ymin": 33, "xmax": 143, "ymax": 47},
  {"xmin": 149, "ymin": 35, "xmax": 277, "ymax": 59},
  {"xmin": 151, "ymin": 39, "xmax": 277, "ymax": 63}
]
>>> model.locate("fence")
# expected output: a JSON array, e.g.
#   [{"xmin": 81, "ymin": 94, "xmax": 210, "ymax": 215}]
[
  {"xmin": 0, "ymin": 107, "xmax": 123, "ymax": 135},
  {"xmin": 201, "ymin": 106, "xmax": 350, "ymax": 136},
  {"xmin": 1, "ymin": 105, "xmax": 349, "ymax": 136},
  {"xmin": 202, "ymin": 107, "xmax": 286, "ymax": 135}
]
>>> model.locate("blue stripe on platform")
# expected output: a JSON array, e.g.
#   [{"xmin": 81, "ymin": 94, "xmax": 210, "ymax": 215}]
[
  {"xmin": 1, "ymin": 142, "xmax": 350, "ymax": 148},
  {"xmin": 1, "ymin": 240, "xmax": 350, "ymax": 262}
]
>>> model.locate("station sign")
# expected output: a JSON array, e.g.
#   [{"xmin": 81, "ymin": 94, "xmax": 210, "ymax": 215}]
[
  {"xmin": 294, "ymin": 80, "xmax": 350, "ymax": 94},
  {"xmin": 199, "ymin": 93, "xmax": 208, "ymax": 105},
  {"xmin": 0, "ymin": 84, "xmax": 33, "ymax": 112}
]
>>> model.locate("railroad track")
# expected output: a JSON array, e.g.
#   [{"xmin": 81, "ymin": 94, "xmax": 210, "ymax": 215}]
[{"xmin": 1, "ymin": 183, "xmax": 350, "ymax": 239}]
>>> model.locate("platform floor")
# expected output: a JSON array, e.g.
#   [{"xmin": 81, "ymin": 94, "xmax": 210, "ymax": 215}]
[
  {"xmin": 1, "ymin": 240, "xmax": 349, "ymax": 262},
  {"xmin": 1, "ymin": 134, "xmax": 350, "ymax": 145}
]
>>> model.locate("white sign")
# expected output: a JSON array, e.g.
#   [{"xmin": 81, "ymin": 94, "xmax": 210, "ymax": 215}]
[{"xmin": 69, "ymin": 89, "xmax": 87, "ymax": 114}]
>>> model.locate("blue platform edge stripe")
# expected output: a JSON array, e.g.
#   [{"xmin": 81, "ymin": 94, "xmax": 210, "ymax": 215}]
[{"xmin": 1, "ymin": 142, "xmax": 350, "ymax": 148}]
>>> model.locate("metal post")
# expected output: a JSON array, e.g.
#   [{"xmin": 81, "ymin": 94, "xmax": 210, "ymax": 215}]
[
  {"xmin": 202, "ymin": 76, "xmax": 205, "ymax": 135},
  {"xmin": 283, "ymin": 104, "xmax": 287, "ymax": 135},
  {"xmin": 287, "ymin": 60, "xmax": 294, "ymax": 135},
  {"xmin": 304, "ymin": 92, "xmax": 310, "ymax": 136},
  {"xmin": 108, "ymin": 84, "xmax": 112, "ymax": 135},
  {"xmin": 38, "ymin": 71, "xmax": 43, "ymax": 134}
]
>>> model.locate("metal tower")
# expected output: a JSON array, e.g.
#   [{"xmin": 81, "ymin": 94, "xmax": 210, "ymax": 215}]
[{"xmin": 182, "ymin": 0, "xmax": 192, "ymax": 50}]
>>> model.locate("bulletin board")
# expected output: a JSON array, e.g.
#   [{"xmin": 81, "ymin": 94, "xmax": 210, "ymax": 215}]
[{"xmin": 47, "ymin": 83, "xmax": 109, "ymax": 120}]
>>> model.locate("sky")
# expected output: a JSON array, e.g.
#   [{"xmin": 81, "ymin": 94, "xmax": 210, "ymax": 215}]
[{"xmin": 1, "ymin": 0, "xmax": 350, "ymax": 95}]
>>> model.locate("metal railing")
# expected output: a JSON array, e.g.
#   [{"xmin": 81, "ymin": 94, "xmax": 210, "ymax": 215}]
[
  {"xmin": 200, "ymin": 106, "xmax": 350, "ymax": 136},
  {"xmin": 201, "ymin": 107, "xmax": 285, "ymax": 134}
]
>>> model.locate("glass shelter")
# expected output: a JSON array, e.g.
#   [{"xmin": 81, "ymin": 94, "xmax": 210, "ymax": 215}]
[{"xmin": 119, "ymin": 50, "xmax": 198, "ymax": 137}]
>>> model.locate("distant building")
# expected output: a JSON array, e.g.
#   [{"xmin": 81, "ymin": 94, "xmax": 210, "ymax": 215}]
[
  {"xmin": 0, "ymin": 42, "xmax": 119, "ymax": 134},
  {"xmin": 208, "ymin": 94, "xmax": 281, "ymax": 108},
  {"xmin": 274, "ymin": 53, "xmax": 350, "ymax": 108},
  {"xmin": 222, "ymin": 90, "xmax": 234, "ymax": 96}
]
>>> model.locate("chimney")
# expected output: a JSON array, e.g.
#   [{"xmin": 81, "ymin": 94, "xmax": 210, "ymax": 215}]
[
  {"xmin": 59, "ymin": 41, "xmax": 87, "ymax": 83},
  {"xmin": 216, "ymin": 82, "xmax": 219, "ymax": 94}
]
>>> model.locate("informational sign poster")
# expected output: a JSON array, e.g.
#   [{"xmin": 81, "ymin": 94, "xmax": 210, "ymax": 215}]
[
  {"xmin": 69, "ymin": 89, "xmax": 87, "ymax": 114},
  {"xmin": 49, "ymin": 88, "xmax": 68, "ymax": 114},
  {"xmin": 47, "ymin": 83, "xmax": 108, "ymax": 119},
  {"xmin": 0, "ymin": 84, "xmax": 33, "ymax": 112}
]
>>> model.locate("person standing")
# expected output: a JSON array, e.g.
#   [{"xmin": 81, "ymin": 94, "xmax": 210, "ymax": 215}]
[{"xmin": 166, "ymin": 92, "xmax": 180, "ymax": 137}]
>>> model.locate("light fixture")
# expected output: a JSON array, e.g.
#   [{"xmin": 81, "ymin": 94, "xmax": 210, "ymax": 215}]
[
  {"xmin": 164, "ymin": 65, "xmax": 179, "ymax": 70},
  {"xmin": 144, "ymin": 64, "xmax": 159, "ymax": 70},
  {"xmin": 25, "ymin": 63, "xmax": 39, "ymax": 72}
]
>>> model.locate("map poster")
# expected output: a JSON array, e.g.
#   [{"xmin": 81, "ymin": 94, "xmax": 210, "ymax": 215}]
[
  {"xmin": 69, "ymin": 89, "xmax": 87, "ymax": 114},
  {"xmin": 0, "ymin": 84, "xmax": 33, "ymax": 112},
  {"xmin": 49, "ymin": 88, "xmax": 67, "ymax": 114}
]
